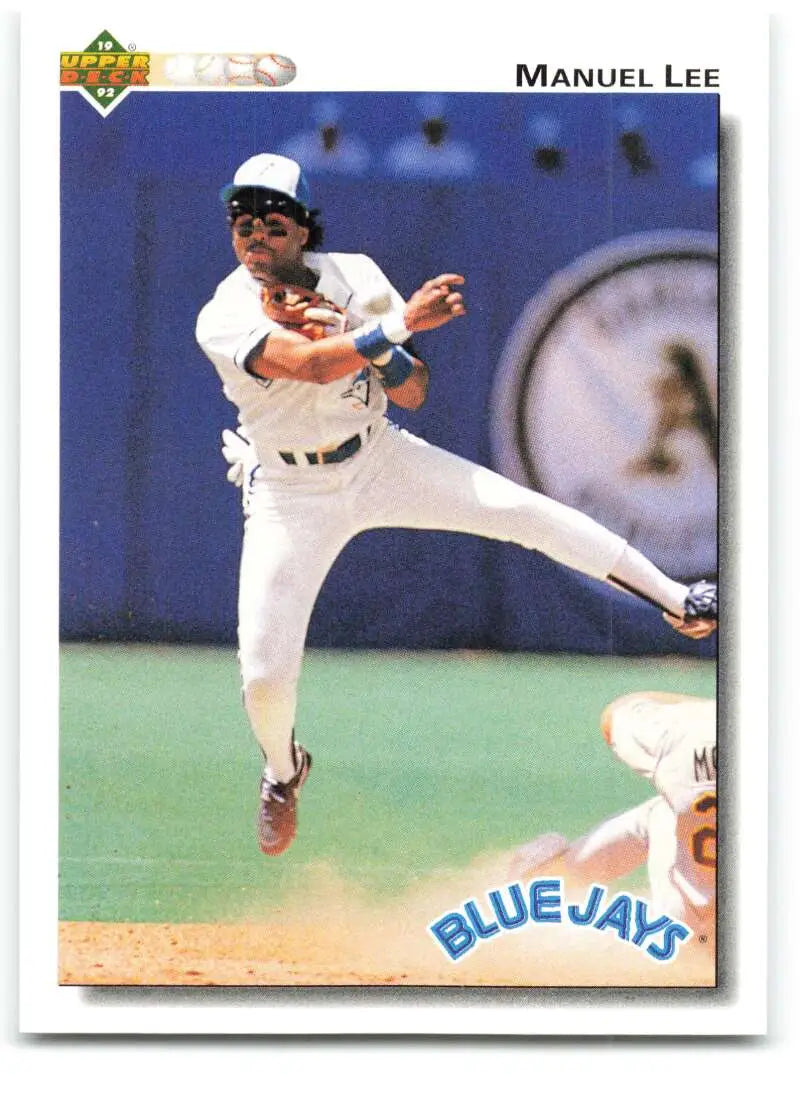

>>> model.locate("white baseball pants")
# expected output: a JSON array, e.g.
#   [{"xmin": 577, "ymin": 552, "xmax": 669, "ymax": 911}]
[{"xmin": 237, "ymin": 421, "xmax": 628, "ymax": 780}]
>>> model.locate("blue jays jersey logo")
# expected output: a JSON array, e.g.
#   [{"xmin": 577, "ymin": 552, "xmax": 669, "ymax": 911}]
[{"xmin": 341, "ymin": 367, "xmax": 371, "ymax": 408}]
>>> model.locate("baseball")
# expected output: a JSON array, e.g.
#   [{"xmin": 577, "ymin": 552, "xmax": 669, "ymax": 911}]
[
  {"xmin": 164, "ymin": 54, "xmax": 199, "ymax": 85},
  {"xmin": 362, "ymin": 292, "xmax": 392, "ymax": 315},
  {"xmin": 225, "ymin": 55, "xmax": 257, "ymax": 86},
  {"xmin": 254, "ymin": 55, "xmax": 297, "ymax": 87},
  {"xmin": 194, "ymin": 54, "xmax": 228, "ymax": 86}
]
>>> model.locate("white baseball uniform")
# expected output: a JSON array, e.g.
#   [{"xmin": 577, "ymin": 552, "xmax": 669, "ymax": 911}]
[
  {"xmin": 196, "ymin": 251, "xmax": 630, "ymax": 779},
  {"xmin": 562, "ymin": 694, "xmax": 717, "ymax": 924}
]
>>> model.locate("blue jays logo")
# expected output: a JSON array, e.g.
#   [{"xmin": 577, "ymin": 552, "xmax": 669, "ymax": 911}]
[{"xmin": 341, "ymin": 367, "xmax": 371, "ymax": 408}]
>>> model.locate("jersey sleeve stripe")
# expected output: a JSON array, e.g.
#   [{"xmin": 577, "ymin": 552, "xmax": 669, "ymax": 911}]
[{"xmin": 233, "ymin": 321, "xmax": 277, "ymax": 371}]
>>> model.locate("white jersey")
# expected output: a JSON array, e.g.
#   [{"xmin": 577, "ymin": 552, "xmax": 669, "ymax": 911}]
[
  {"xmin": 196, "ymin": 251, "xmax": 406, "ymax": 455},
  {"xmin": 608, "ymin": 695, "xmax": 717, "ymax": 913}
]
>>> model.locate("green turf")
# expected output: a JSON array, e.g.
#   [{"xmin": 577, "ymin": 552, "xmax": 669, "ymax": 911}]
[{"xmin": 59, "ymin": 644, "xmax": 715, "ymax": 922}]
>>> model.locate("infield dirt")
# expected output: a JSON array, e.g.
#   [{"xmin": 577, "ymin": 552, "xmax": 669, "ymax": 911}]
[{"xmin": 59, "ymin": 853, "xmax": 714, "ymax": 987}]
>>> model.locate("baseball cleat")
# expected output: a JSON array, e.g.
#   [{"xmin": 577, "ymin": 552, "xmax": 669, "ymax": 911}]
[
  {"xmin": 683, "ymin": 579, "xmax": 718, "ymax": 621},
  {"xmin": 257, "ymin": 744, "xmax": 312, "ymax": 856},
  {"xmin": 665, "ymin": 579, "xmax": 718, "ymax": 639},
  {"xmin": 509, "ymin": 832, "xmax": 569, "ymax": 881}
]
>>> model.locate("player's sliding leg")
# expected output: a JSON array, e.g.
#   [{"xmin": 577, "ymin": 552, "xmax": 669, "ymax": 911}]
[{"xmin": 355, "ymin": 430, "xmax": 716, "ymax": 634}]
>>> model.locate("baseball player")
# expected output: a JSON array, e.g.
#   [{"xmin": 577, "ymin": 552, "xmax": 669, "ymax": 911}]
[
  {"xmin": 510, "ymin": 692, "xmax": 717, "ymax": 930},
  {"xmin": 195, "ymin": 153, "xmax": 718, "ymax": 857}
]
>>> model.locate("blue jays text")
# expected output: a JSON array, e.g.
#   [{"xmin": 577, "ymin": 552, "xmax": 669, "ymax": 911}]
[{"xmin": 429, "ymin": 879, "xmax": 693, "ymax": 963}]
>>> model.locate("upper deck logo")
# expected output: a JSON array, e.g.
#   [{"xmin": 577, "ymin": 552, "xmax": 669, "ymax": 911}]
[{"xmin": 61, "ymin": 31, "xmax": 150, "ymax": 115}]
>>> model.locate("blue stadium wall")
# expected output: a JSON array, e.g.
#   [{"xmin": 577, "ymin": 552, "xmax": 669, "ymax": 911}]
[{"xmin": 60, "ymin": 91, "xmax": 718, "ymax": 654}]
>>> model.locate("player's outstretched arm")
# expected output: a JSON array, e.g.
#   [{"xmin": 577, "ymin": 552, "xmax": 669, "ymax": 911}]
[{"xmin": 246, "ymin": 273, "xmax": 466, "ymax": 385}]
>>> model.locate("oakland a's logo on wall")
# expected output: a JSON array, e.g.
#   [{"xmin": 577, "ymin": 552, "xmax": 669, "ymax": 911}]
[{"xmin": 490, "ymin": 231, "xmax": 717, "ymax": 581}]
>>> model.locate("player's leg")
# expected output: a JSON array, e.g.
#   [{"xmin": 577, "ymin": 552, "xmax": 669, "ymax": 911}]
[
  {"xmin": 238, "ymin": 497, "xmax": 351, "ymax": 856},
  {"xmin": 355, "ymin": 428, "xmax": 698, "ymax": 623},
  {"xmin": 238, "ymin": 500, "xmax": 348, "ymax": 779}
]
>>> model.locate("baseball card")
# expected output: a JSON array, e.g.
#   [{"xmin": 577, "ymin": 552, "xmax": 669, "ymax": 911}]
[{"xmin": 18, "ymin": 6, "xmax": 769, "ymax": 1038}]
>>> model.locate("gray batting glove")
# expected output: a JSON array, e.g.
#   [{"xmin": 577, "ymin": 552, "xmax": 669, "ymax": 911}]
[{"xmin": 221, "ymin": 427, "xmax": 253, "ymax": 488}]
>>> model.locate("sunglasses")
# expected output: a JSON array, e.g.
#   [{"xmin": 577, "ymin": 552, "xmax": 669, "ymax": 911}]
[
  {"xmin": 231, "ymin": 214, "xmax": 292, "ymax": 239},
  {"xmin": 226, "ymin": 190, "xmax": 309, "ymax": 233}
]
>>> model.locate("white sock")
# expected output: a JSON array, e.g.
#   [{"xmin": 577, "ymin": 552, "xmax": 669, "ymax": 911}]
[
  {"xmin": 607, "ymin": 545, "xmax": 688, "ymax": 617},
  {"xmin": 243, "ymin": 679, "xmax": 299, "ymax": 783}
]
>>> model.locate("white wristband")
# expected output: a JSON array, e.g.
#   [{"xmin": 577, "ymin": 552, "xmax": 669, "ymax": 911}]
[{"xmin": 380, "ymin": 313, "xmax": 411, "ymax": 344}]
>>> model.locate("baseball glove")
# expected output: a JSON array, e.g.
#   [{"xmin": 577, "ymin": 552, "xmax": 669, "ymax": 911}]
[{"xmin": 261, "ymin": 283, "xmax": 347, "ymax": 340}]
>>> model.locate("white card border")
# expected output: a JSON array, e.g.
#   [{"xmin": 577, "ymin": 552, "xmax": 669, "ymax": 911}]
[{"xmin": 17, "ymin": 5, "xmax": 771, "ymax": 1037}]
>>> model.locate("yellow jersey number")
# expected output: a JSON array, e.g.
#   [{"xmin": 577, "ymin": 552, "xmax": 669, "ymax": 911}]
[{"xmin": 691, "ymin": 792, "xmax": 717, "ymax": 869}]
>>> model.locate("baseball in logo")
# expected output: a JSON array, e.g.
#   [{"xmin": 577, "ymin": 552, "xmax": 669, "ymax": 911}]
[
  {"xmin": 490, "ymin": 231, "xmax": 718, "ymax": 581},
  {"xmin": 166, "ymin": 53, "xmax": 296, "ymax": 88}
]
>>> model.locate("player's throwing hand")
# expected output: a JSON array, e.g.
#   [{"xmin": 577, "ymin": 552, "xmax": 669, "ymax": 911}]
[{"xmin": 403, "ymin": 273, "xmax": 466, "ymax": 333}]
